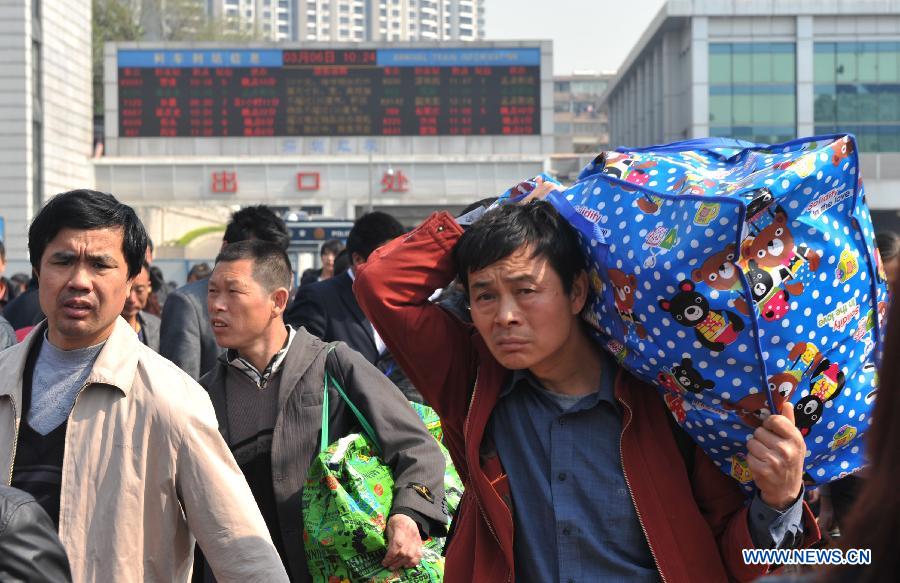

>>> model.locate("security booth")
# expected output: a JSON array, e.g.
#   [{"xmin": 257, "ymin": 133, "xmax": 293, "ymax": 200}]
[{"xmin": 287, "ymin": 219, "xmax": 354, "ymax": 286}]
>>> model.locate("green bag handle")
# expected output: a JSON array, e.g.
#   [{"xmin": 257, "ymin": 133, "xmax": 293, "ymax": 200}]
[{"xmin": 319, "ymin": 346, "xmax": 382, "ymax": 454}]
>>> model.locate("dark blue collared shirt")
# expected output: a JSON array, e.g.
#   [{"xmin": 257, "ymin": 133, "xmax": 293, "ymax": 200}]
[{"xmin": 489, "ymin": 352, "xmax": 804, "ymax": 583}]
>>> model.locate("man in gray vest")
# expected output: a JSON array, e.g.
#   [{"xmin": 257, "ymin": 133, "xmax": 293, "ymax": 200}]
[{"xmin": 201, "ymin": 239, "xmax": 448, "ymax": 581}]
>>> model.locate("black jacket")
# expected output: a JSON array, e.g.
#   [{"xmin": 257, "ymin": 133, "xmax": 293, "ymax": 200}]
[
  {"xmin": 286, "ymin": 272, "xmax": 378, "ymax": 361},
  {"xmin": 2, "ymin": 285, "xmax": 43, "ymax": 331},
  {"xmin": 159, "ymin": 278, "xmax": 222, "ymax": 380},
  {"xmin": 298, "ymin": 268, "xmax": 322, "ymax": 287},
  {"xmin": 200, "ymin": 329, "xmax": 447, "ymax": 582},
  {"xmin": 285, "ymin": 272, "xmax": 424, "ymax": 402},
  {"xmin": 0, "ymin": 485, "xmax": 71, "ymax": 582}
]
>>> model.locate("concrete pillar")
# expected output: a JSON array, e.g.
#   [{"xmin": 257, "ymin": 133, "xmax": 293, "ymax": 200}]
[
  {"xmin": 690, "ymin": 16, "xmax": 710, "ymax": 138},
  {"xmin": 796, "ymin": 15, "xmax": 815, "ymax": 137}
]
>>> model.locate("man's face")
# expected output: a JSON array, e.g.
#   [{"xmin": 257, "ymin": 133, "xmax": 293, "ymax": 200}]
[
  {"xmin": 208, "ymin": 259, "xmax": 277, "ymax": 351},
  {"xmin": 37, "ymin": 227, "xmax": 133, "ymax": 350},
  {"xmin": 122, "ymin": 266, "xmax": 151, "ymax": 319},
  {"xmin": 885, "ymin": 255, "xmax": 900, "ymax": 291},
  {"xmin": 467, "ymin": 246, "xmax": 587, "ymax": 371},
  {"xmin": 321, "ymin": 251, "xmax": 336, "ymax": 272}
]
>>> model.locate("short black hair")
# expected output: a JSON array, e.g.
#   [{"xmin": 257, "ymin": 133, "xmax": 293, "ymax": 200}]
[
  {"xmin": 346, "ymin": 212, "xmax": 404, "ymax": 261},
  {"xmin": 223, "ymin": 205, "xmax": 290, "ymax": 251},
  {"xmin": 453, "ymin": 201, "xmax": 586, "ymax": 296},
  {"xmin": 459, "ymin": 197, "xmax": 498, "ymax": 217},
  {"xmin": 0, "ymin": 240, "xmax": 5, "ymax": 262},
  {"xmin": 215, "ymin": 240, "xmax": 292, "ymax": 292},
  {"xmin": 10, "ymin": 273, "xmax": 30, "ymax": 287},
  {"xmin": 28, "ymin": 189, "xmax": 148, "ymax": 279},
  {"xmin": 188, "ymin": 262, "xmax": 212, "ymax": 280},
  {"xmin": 320, "ymin": 238, "xmax": 344, "ymax": 257},
  {"xmin": 876, "ymin": 231, "xmax": 900, "ymax": 261},
  {"xmin": 148, "ymin": 265, "xmax": 165, "ymax": 293},
  {"xmin": 333, "ymin": 248, "xmax": 351, "ymax": 276}
]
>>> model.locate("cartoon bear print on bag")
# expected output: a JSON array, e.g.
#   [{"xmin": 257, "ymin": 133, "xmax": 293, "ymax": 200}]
[
  {"xmin": 658, "ymin": 357, "xmax": 715, "ymax": 395},
  {"xmin": 741, "ymin": 206, "xmax": 820, "ymax": 297},
  {"xmin": 794, "ymin": 395, "xmax": 825, "ymax": 437},
  {"xmin": 691, "ymin": 243, "xmax": 751, "ymax": 315},
  {"xmin": 785, "ymin": 342, "xmax": 846, "ymax": 436},
  {"xmin": 658, "ymin": 280, "xmax": 745, "ymax": 352},
  {"xmin": 607, "ymin": 268, "xmax": 649, "ymax": 339},
  {"xmin": 724, "ymin": 370, "xmax": 802, "ymax": 428},
  {"xmin": 745, "ymin": 259, "xmax": 792, "ymax": 321},
  {"xmin": 745, "ymin": 187, "xmax": 775, "ymax": 220},
  {"xmin": 692, "ymin": 244, "xmax": 742, "ymax": 292},
  {"xmin": 831, "ymin": 136, "xmax": 854, "ymax": 166},
  {"xmin": 788, "ymin": 341, "xmax": 846, "ymax": 402}
]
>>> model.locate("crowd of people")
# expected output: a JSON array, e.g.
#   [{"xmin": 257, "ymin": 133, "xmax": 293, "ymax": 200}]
[{"xmin": 0, "ymin": 186, "xmax": 896, "ymax": 583}]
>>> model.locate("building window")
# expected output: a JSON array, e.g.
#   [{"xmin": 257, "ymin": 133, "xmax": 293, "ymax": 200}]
[
  {"xmin": 708, "ymin": 43, "xmax": 797, "ymax": 144},
  {"xmin": 573, "ymin": 122, "xmax": 605, "ymax": 135},
  {"xmin": 813, "ymin": 42, "xmax": 900, "ymax": 152},
  {"xmin": 571, "ymin": 80, "xmax": 608, "ymax": 97}
]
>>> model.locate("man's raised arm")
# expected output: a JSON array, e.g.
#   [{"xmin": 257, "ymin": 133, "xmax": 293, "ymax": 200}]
[{"xmin": 353, "ymin": 211, "xmax": 477, "ymax": 430}]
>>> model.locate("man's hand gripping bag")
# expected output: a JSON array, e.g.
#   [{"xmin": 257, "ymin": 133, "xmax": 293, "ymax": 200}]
[{"xmin": 547, "ymin": 135, "xmax": 887, "ymax": 493}]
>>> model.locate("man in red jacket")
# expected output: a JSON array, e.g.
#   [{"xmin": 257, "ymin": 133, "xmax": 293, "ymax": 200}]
[{"xmin": 354, "ymin": 187, "xmax": 819, "ymax": 582}]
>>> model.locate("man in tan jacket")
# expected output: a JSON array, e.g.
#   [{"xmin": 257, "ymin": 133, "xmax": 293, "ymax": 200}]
[{"xmin": 0, "ymin": 189, "xmax": 288, "ymax": 583}]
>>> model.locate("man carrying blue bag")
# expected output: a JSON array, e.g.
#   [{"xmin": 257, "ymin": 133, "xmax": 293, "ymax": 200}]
[{"xmin": 354, "ymin": 181, "xmax": 821, "ymax": 582}]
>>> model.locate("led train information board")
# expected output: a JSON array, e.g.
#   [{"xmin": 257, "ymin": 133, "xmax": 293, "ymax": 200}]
[{"xmin": 117, "ymin": 48, "xmax": 541, "ymax": 137}]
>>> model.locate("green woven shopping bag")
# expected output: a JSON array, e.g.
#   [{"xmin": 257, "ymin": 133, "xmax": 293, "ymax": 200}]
[{"xmin": 301, "ymin": 350, "xmax": 461, "ymax": 583}]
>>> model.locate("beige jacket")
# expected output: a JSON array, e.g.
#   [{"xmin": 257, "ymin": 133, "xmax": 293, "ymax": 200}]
[{"xmin": 0, "ymin": 317, "xmax": 289, "ymax": 583}]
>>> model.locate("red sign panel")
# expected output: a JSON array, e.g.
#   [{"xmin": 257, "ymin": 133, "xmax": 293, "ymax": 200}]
[
  {"xmin": 211, "ymin": 171, "xmax": 238, "ymax": 193},
  {"xmin": 381, "ymin": 170, "xmax": 409, "ymax": 193},
  {"xmin": 296, "ymin": 172, "xmax": 321, "ymax": 191}
]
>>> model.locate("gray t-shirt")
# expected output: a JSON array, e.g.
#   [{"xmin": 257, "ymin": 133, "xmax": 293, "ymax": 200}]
[{"xmin": 28, "ymin": 334, "xmax": 105, "ymax": 435}]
